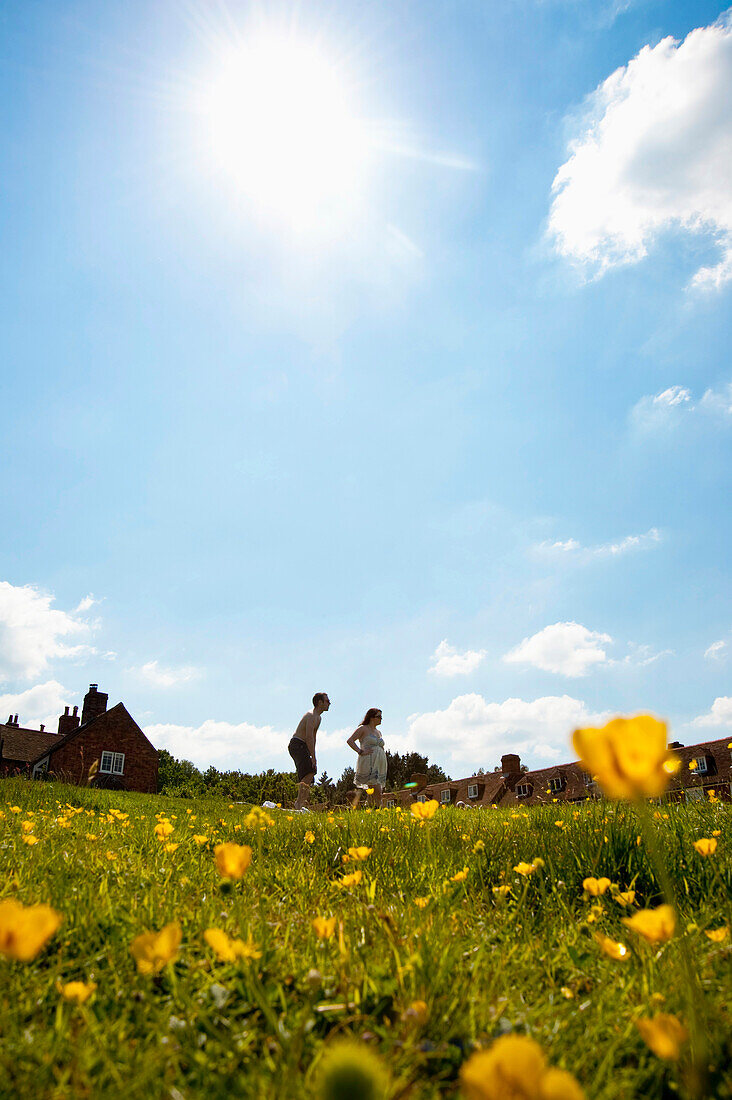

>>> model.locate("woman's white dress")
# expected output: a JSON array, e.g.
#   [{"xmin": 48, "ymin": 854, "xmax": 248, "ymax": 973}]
[{"xmin": 354, "ymin": 730, "xmax": 387, "ymax": 789}]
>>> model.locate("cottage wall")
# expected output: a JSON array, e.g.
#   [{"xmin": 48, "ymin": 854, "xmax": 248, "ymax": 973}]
[{"xmin": 48, "ymin": 705, "xmax": 158, "ymax": 794}]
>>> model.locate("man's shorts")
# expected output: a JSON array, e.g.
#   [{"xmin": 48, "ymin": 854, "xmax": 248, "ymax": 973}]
[{"xmin": 288, "ymin": 737, "xmax": 315, "ymax": 782}]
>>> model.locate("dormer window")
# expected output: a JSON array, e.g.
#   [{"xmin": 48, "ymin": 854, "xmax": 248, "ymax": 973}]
[
  {"xmin": 467, "ymin": 783, "xmax": 479, "ymax": 799},
  {"xmin": 691, "ymin": 756, "xmax": 708, "ymax": 775},
  {"xmin": 440, "ymin": 789, "xmax": 452, "ymax": 804},
  {"xmin": 516, "ymin": 783, "xmax": 530, "ymax": 798}
]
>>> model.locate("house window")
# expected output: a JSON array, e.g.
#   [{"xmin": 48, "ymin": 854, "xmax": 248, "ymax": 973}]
[
  {"xmin": 583, "ymin": 773, "xmax": 596, "ymax": 787},
  {"xmin": 440, "ymin": 789, "xmax": 451, "ymax": 804},
  {"xmin": 548, "ymin": 777, "xmax": 563, "ymax": 793},
  {"xmin": 691, "ymin": 756, "xmax": 708, "ymax": 775},
  {"xmin": 417, "ymin": 793, "xmax": 427, "ymax": 803},
  {"xmin": 516, "ymin": 783, "xmax": 530, "ymax": 798},
  {"xmin": 386, "ymin": 798, "xmax": 396, "ymax": 808},
  {"xmin": 467, "ymin": 783, "xmax": 479, "ymax": 799},
  {"xmin": 32, "ymin": 756, "xmax": 49, "ymax": 778},
  {"xmin": 100, "ymin": 751, "xmax": 125, "ymax": 775}
]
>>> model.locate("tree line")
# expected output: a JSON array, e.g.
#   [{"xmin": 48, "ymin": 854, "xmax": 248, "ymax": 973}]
[{"xmin": 157, "ymin": 748, "xmax": 450, "ymax": 805}]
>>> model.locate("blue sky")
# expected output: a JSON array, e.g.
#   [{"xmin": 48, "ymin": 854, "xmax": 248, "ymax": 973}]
[{"xmin": 1, "ymin": 0, "xmax": 731, "ymax": 781}]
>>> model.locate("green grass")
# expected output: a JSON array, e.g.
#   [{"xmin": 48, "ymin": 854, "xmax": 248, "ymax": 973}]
[{"xmin": 0, "ymin": 779, "xmax": 730, "ymax": 1099}]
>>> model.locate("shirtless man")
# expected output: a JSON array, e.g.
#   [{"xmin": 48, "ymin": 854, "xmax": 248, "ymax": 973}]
[{"xmin": 288, "ymin": 693, "xmax": 330, "ymax": 811}]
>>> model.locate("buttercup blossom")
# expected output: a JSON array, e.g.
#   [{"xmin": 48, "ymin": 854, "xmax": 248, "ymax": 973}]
[
  {"xmin": 613, "ymin": 890, "xmax": 636, "ymax": 907},
  {"xmin": 312, "ymin": 916, "xmax": 337, "ymax": 940},
  {"xmin": 635, "ymin": 1014, "xmax": 688, "ymax": 1061},
  {"xmin": 204, "ymin": 928, "xmax": 261, "ymax": 961},
  {"xmin": 572, "ymin": 715, "xmax": 678, "ymax": 800},
  {"xmin": 705, "ymin": 926, "xmax": 728, "ymax": 943},
  {"xmin": 347, "ymin": 846, "xmax": 372, "ymax": 861},
  {"xmin": 411, "ymin": 800, "xmax": 439, "ymax": 821},
  {"xmin": 582, "ymin": 877, "xmax": 611, "ymax": 896},
  {"xmin": 214, "ymin": 842, "xmax": 252, "ymax": 879},
  {"xmin": 692, "ymin": 838, "xmax": 717, "ymax": 856},
  {"xmin": 129, "ymin": 922, "xmax": 182, "ymax": 975},
  {"xmin": 459, "ymin": 1034, "xmax": 586, "ymax": 1100},
  {"xmin": 594, "ymin": 932, "xmax": 631, "ymax": 961},
  {"xmin": 58, "ymin": 980, "xmax": 97, "ymax": 1004},
  {"xmin": 514, "ymin": 858, "xmax": 544, "ymax": 876},
  {"xmin": 154, "ymin": 821, "xmax": 174, "ymax": 841},
  {"xmin": 622, "ymin": 905, "xmax": 676, "ymax": 944},
  {"xmin": 0, "ymin": 900, "xmax": 62, "ymax": 961},
  {"xmin": 337, "ymin": 870, "xmax": 363, "ymax": 888}
]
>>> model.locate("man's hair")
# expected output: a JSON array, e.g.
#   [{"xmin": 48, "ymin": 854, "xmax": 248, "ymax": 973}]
[{"xmin": 313, "ymin": 692, "xmax": 328, "ymax": 708}]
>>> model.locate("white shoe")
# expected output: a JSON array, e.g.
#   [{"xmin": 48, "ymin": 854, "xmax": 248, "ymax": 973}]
[
  {"xmin": 298, "ymin": 806, "xmax": 311, "ymax": 813},
  {"xmin": 262, "ymin": 801, "xmax": 277, "ymax": 810}
]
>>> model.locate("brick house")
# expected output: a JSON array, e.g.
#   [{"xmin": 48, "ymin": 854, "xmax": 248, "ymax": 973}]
[
  {"xmin": 0, "ymin": 684, "xmax": 158, "ymax": 794},
  {"xmin": 386, "ymin": 737, "xmax": 732, "ymax": 807}
]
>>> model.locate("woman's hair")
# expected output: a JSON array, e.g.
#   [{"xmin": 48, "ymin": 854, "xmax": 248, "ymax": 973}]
[{"xmin": 361, "ymin": 707, "xmax": 382, "ymax": 727}]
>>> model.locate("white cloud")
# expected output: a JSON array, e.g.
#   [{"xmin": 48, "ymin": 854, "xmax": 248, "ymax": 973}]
[
  {"xmin": 504, "ymin": 622, "xmax": 613, "ymax": 677},
  {"xmin": 0, "ymin": 581, "xmax": 96, "ymax": 683},
  {"xmin": 74, "ymin": 594, "xmax": 99, "ymax": 614},
  {"xmin": 389, "ymin": 693, "xmax": 609, "ymax": 772},
  {"xmin": 535, "ymin": 528, "xmax": 660, "ymax": 560},
  {"xmin": 704, "ymin": 640, "xmax": 727, "ymax": 661},
  {"xmin": 145, "ymin": 719, "xmax": 290, "ymax": 771},
  {"xmin": 0, "ymin": 681, "xmax": 73, "ymax": 730},
  {"xmin": 429, "ymin": 640, "xmax": 487, "ymax": 677},
  {"xmin": 549, "ymin": 13, "xmax": 732, "ymax": 288},
  {"xmin": 631, "ymin": 381, "xmax": 732, "ymax": 430},
  {"xmin": 137, "ymin": 661, "xmax": 201, "ymax": 689},
  {"xmin": 690, "ymin": 696, "xmax": 732, "ymax": 728}
]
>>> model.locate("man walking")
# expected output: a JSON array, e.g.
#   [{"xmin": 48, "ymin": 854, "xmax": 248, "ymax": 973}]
[{"xmin": 288, "ymin": 693, "xmax": 330, "ymax": 811}]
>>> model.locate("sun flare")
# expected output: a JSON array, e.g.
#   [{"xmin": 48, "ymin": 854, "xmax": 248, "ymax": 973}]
[{"xmin": 200, "ymin": 33, "xmax": 372, "ymax": 233}]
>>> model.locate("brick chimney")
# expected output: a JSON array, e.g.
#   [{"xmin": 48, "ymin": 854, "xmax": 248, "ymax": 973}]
[
  {"xmin": 81, "ymin": 684, "xmax": 108, "ymax": 726},
  {"xmin": 501, "ymin": 754, "xmax": 522, "ymax": 784},
  {"xmin": 58, "ymin": 705, "xmax": 80, "ymax": 737}
]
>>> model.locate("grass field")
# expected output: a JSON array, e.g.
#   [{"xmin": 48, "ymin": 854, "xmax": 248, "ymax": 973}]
[{"xmin": 0, "ymin": 778, "xmax": 730, "ymax": 1099}]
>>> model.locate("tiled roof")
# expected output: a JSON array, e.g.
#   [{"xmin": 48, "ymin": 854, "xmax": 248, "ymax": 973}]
[{"xmin": 0, "ymin": 726, "xmax": 60, "ymax": 765}]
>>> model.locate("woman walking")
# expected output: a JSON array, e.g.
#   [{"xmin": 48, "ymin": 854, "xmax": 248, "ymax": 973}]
[{"xmin": 347, "ymin": 708, "xmax": 387, "ymax": 809}]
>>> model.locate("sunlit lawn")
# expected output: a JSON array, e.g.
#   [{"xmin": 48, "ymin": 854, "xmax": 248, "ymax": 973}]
[{"xmin": 0, "ymin": 778, "xmax": 730, "ymax": 1099}]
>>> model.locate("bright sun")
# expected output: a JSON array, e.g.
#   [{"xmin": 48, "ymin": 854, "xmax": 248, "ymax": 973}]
[{"xmin": 201, "ymin": 32, "xmax": 372, "ymax": 234}]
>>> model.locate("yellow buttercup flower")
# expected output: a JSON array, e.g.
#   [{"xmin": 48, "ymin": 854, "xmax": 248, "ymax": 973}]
[
  {"xmin": 304, "ymin": 831, "xmax": 315, "ymax": 844},
  {"xmin": 312, "ymin": 916, "xmax": 337, "ymax": 940},
  {"xmin": 347, "ymin": 846, "xmax": 372, "ymax": 861},
  {"xmin": 164, "ymin": 842, "xmax": 179, "ymax": 853},
  {"xmin": 459, "ymin": 1034, "xmax": 586, "ymax": 1100},
  {"xmin": 214, "ymin": 842, "xmax": 252, "ymax": 879},
  {"xmin": 22, "ymin": 835, "xmax": 39, "ymax": 846},
  {"xmin": 21, "ymin": 820, "xmax": 34, "ymax": 833},
  {"xmin": 473, "ymin": 839, "xmax": 485, "ymax": 852},
  {"xmin": 204, "ymin": 928, "xmax": 261, "ymax": 961},
  {"xmin": 492, "ymin": 885, "xmax": 511, "ymax": 898},
  {"xmin": 594, "ymin": 932, "xmax": 631, "ymax": 960},
  {"xmin": 614, "ymin": 890, "xmax": 636, "ymax": 907},
  {"xmin": 450, "ymin": 867, "xmax": 469, "ymax": 883},
  {"xmin": 129, "ymin": 922, "xmax": 182, "ymax": 975},
  {"xmin": 154, "ymin": 820, "xmax": 174, "ymax": 841},
  {"xmin": 58, "ymin": 980, "xmax": 97, "ymax": 1004},
  {"xmin": 403, "ymin": 999, "xmax": 429, "ymax": 1025},
  {"xmin": 192, "ymin": 834, "xmax": 209, "ymax": 846},
  {"xmin": 337, "ymin": 870, "xmax": 363, "ymax": 888},
  {"xmin": 693, "ymin": 838, "xmax": 717, "ymax": 856},
  {"xmin": 410, "ymin": 800, "xmax": 439, "ymax": 821},
  {"xmin": 0, "ymin": 900, "xmax": 62, "ymax": 961},
  {"xmin": 572, "ymin": 715, "xmax": 678, "ymax": 800},
  {"xmin": 705, "ymin": 926, "xmax": 728, "ymax": 943},
  {"xmin": 635, "ymin": 1014, "xmax": 688, "ymax": 1061},
  {"xmin": 622, "ymin": 905, "xmax": 676, "ymax": 944},
  {"xmin": 414, "ymin": 897, "xmax": 429, "ymax": 909},
  {"xmin": 514, "ymin": 858, "xmax": 544, "ymax": 876},
  {"xmin": 582, "ymin": 877, "xmax": 612, "ymax": 896}
]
